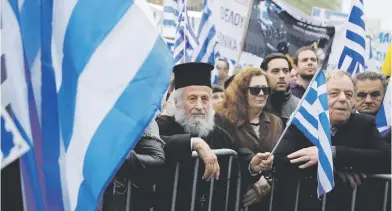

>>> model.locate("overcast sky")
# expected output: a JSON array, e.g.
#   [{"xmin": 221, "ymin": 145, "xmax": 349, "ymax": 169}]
[{"xmin": 342, "ymin": 0, "xmax": 392, "ymax": 31}]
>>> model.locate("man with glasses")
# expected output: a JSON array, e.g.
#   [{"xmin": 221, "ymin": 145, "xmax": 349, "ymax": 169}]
[
  {"xmin": 260, "ymin": 53, "xmax": 300, "ymax": 123},
  {"xmin": 354, "ymin": 71, "xmax": 387, "ymax": 116}
]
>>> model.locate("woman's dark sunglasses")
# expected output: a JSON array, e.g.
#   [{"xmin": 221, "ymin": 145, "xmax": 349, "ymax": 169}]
[{"xmin": 248, "ymin": 87, "xmax": 271, "ymax": 96}]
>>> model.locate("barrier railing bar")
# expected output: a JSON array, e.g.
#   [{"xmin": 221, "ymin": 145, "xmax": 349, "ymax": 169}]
[
  {"xmin": 235, "ymin": 163, "xmax": 242, "ymax": 211},
  {"xmin": 208, "ymin": 178, "xmax": 215, "ymax": 211},
  {"xmin": 382, "ymin": 181, "xmax": 390, "ymax": 211},
  {"xmin": 225, "ymin": 157, "xmax": 234, "ymax": 211},
  {"xmin": 350, "ymin": 187, "xmax": 357, "ymax": 211},
  {"xmin": 192, "ymin": 149, "xmax": 238, "ymax": 158},
  {"xmin": 268, "ymin": 177, "xmax": 276, "ymax": 211},
  {"xmin": 190, "ymin": 159, "xmax": 200, "ymax": 211},
  {"xmin": 171, "ymin": 163, "xmax": 180, "ymax": 211},
  {"xmin": 126, "ymin": 181, "xmax": 132, "ymax": 211},
  {"xmin": 367, "ymin": 174, "xmax": 392, "ymax": 180},
  {"xmin": 294, "ymin": 180, "xmax": 301, "ymax": 211},
  {"xmin": 321, "ymin": 194, "xmax": 326, "ymax": 211}
]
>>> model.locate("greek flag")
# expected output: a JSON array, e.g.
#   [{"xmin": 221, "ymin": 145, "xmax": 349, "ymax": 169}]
[
  {"xmin": 191, "ymin": 1, "xmax": 217, "ymax": 64},
  {"xmin": 1, "ymin": 106, "xmax": 30, "ymax": 169},
  {"xmin": 162, "ymin": 0, "xmax": 180, "ymax": 28},
  {"xmin": 338, "ymin": 0, "xmax": 366, "ymax": 75},
  {"xmin": 376, "ymin": 81, "xmax": 391, "ymax": 136},
  {"xmin": 173, "ymin": 0, "xmax": 199, "ymax": 64},
  {"xmin": 1, "ymin": 3, "xmax": 32, "ymax": 170},
  {"xmin": 290, "ymin": 71, "xmax": 334, "ymax": 197},
  {"xmin": 6, "ymin": 0, "xmax": 173, "ymax": 210}
]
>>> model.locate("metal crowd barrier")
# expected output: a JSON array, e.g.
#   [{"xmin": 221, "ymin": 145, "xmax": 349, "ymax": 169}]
[
  {"xmin": 99, "ymin": 148, "xmax": 241, "ymax": 211},
  {"xmin": 171, "ymin": 149, "xmax": 241, "ymax": 211},
  {"xmin": 266, "ymin": 174, "xmax": 391, "ymax": 211},
  {"xmin": 99, "ymin": 149, "xmax": 391, "ymax": 211}
]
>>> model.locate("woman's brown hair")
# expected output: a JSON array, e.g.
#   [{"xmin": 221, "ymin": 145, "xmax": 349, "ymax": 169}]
[{"xmin": 215, "ymin": 67, "xmax": 269, "ymax": 125}]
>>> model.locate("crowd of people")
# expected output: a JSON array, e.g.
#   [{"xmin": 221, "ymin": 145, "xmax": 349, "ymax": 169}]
[{"xmin": 102, "ymin": 46, "xmax": 391, "ymax": 211}]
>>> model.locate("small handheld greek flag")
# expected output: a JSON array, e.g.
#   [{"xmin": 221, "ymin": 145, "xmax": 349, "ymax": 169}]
[{"xmin": 291, "ymin": 71, "xmax": 335, "ymax": 197}]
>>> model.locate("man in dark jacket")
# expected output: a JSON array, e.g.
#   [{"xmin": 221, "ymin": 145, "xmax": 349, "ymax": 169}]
[
  {"xmin": 260, "ymin": 53, "xmax": 300, "ymax": 122},
  {"xmin": 273, "ymin": 70, "xmax": 391, "ymax": 211},
  {"xmin": 101, "ymin": 119, "xmax": 165, "ymax": 211},
  {"xmin": 155, "ymin": 62, "xmax": 273, "ymax": 211}
]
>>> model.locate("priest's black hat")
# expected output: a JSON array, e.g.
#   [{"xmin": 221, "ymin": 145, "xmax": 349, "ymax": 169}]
[{"xmin": 173, "ymin": 62, "xmax": 214, "ymax": 89}]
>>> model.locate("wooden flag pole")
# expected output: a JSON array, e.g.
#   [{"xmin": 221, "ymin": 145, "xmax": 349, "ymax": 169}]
[
  {"xmin": 235, "ymin": 0, "xmax": 254, "ymax": 68},
  {"xmin": 183, "ymin": 0, "xmax": 188, "ymax": 63}
]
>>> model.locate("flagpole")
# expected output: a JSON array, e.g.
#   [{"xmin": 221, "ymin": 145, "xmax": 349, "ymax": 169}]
[
  {"xmin": 183, "ymin": 0, "xmax": 187, "ymax": 63},
  {"xmin": 236, "ymin": 0, "xmax": 254, "ymax": 66},
  {"xmin": 271, "ymin": 69, "xmax": 323, "ymax": 155},
  {"xmin": 159, "ymin": 1, "xmax": 164, "ymax": 36}
]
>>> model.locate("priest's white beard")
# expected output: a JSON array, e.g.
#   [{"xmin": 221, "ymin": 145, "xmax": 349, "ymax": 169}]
[{"xmin": 173, "ymin": 90, "xmax": 215, "ymax": 137}]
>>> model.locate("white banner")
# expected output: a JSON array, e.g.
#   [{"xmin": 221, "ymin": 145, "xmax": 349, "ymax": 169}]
[
  {"xmin": 211, "ymin": 0, "xmax": 251, "ymax": 64},
  {"xmin": 368, "ymin": 31, "xmax": 392, "ymax": 72}
]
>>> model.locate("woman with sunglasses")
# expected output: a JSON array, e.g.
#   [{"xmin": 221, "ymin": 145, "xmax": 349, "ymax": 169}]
[{"xmin": 215, "ymin": 68, "xmax": 284, "ymax": 211}]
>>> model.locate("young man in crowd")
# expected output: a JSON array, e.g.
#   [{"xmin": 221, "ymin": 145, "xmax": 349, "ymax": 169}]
[
  {"xmin": 260, "ymin": 53, "xmax": 300, "ymax": 123},
  {"xmin": 290, "ymin": 46, "xmax": 319, "ymax": 99}
]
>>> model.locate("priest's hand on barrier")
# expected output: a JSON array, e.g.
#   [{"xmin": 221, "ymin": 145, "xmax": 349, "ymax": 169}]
[
  {"xmin": 250, "ymin": 152, "xmax": 274, "ymax": 174},
  {"xmin": 336, "ymin": 171, "xmax": 366, "ymax": 189},
  {"xmin": 287, "ymin": 146, "xmax": 318, "ymax": 169},
  {"xmin": 192, "ymin": 138, "xmax": 220, "ymax": 181}
]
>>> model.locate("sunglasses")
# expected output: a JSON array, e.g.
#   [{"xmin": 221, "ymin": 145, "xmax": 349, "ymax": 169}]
[{"xmin": 248, "ymin": 87, "xmax": 271, "ymax": 96}]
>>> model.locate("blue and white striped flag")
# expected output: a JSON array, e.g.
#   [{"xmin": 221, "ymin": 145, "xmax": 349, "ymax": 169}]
[
  {"xmin": 173, "ymin": 0, "xmax": 199, "ymax": 64},
  {"xmin": 1, "ymin": 4, "xmax": 32, "ymax": 170},
  {"xmin": 1, "ymin": 106, "xmax": 30, "ymax": 169},
  {"xmin": 338, "ymin": 0, "xmax": 366, "ymax": 76},
  {"xmin": 376, "ymin": 81, "xmax": 391, "ymax": 136},
  {"xmin": 291, "ymin": 71, "xmax": 334, "ymax": 197},
  {"xmin": 192, "ymin": 1, "xmax": 217, "ymax": 64},
  {"xmin": 8, "ymin": 0, "xmax": 173, "ymax": 210},
  {"xmin": 162, "ymin": 0, "xmax": 180, "ymax": 28}
]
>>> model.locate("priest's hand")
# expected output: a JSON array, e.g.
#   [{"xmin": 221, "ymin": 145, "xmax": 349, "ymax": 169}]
[
  {"xmin": 250, "ymin": 152, "xmax": 274, "ymax": 174},
  {"xmin": 287, "ymin": 146, "xmax": 318, "ymax": 169},
  {"xmin": 192, "ymin": 138, "xmax": 220, "ymax": 181}
]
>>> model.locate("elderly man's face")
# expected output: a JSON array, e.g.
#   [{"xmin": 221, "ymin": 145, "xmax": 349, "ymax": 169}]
[
  {"xmin": 354, "ymin": 79, "xmax": 384, "ymax": 115},
  {"xmin": 182, "ymin": 86, "xmax": 212, "ymax": 121},
  {"xmin": 327, "ymin": 74, "xmax": 355, "ymax": 126}
]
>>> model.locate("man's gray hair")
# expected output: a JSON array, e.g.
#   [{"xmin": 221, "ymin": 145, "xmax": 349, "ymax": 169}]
[
  {"xmin": 172, "ymin": 88, "xmax": 183, "ymax": 106},
  {"xmin": 325, "ymin": 69, "xmax": 355, "ymax": 87},
  {"xmin": 353, "ymin": 71, "xmax": 387, "ymax": 92}
]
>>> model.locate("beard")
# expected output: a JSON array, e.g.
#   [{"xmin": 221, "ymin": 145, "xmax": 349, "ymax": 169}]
[
  {"xmin": 299, "ymin": 72, "xmax": 315, "ymax": 80},
  {"xmin": 174, "ymin": 101, "xmax": 215, "ymax": 138}
]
